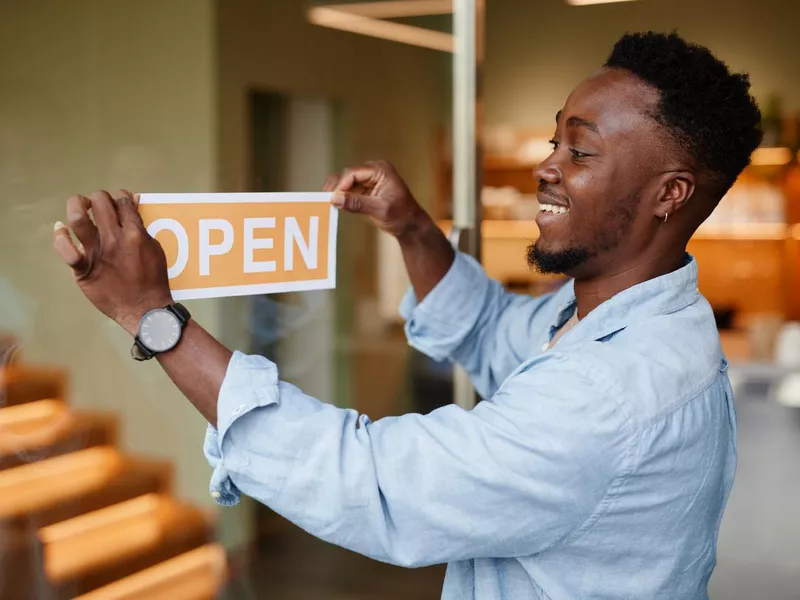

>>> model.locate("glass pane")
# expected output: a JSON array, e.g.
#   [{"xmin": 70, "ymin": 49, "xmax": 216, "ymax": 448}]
[{"xmin": 2, "ymin": 0, "xmax": 799, "ymax": 598}]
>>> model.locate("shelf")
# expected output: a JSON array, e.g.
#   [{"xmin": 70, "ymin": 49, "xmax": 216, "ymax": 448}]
[
  {"xmin": 483, "ymin": 157, "xmax": 539, "ymax": 170},
  {"xmin": 438, "ymin": 219, "xmax": 794, "ymax": 242},
  {"xmin": 693, "ymin": 223, "xmax": 789, "ymax": 241}
]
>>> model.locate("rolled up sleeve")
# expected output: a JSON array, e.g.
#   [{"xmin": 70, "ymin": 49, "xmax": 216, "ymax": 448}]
[
  {"xmin": 401, "ymin": 252, "xmax": 556, "ymax": 397},
  {"xmin": 204, "ymin": 351, "xmax": 290, "ymax": 506},
  {"xmin": 400, "ymin": 252, "xmax": 491, "ymax": 361}
]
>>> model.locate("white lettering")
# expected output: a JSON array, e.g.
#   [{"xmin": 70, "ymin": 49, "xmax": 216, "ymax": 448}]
[
  {"xmin": 147, "ymin": 218, "xmax": 189, "ymax": 279},
  {"xmin": 243, "ymin": 217, "xmax": 277, "ymax": 273},
  {"xmin": 284, "ymin": 216, "xmax": 319, "ymax": 271},
  {"xmin": 198, "ymin": 219, "xmax": 234, "ymax": 276}
]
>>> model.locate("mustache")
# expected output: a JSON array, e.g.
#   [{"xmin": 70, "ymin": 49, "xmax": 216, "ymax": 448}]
[{"xmin": 538, "ymin": 182, "xmax": 571, "ymax": 205}]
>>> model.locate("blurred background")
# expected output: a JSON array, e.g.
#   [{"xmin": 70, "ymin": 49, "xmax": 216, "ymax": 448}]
[{"xmin": 0, "ymin": 0, "xmax": 798, "ymax": 598}]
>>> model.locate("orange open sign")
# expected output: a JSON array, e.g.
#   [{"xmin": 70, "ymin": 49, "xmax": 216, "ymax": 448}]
[{"xmin": 138, "ymin": 193, "xmax": 337, "ymax": 300}]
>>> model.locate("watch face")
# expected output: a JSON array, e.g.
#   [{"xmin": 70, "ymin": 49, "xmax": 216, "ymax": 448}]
[{"xmin": 139, "ymin": 309, "xmax": 181, "ymax": 352}]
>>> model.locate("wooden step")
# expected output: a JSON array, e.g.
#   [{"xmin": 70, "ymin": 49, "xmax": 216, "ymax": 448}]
[
  {"xmin": 0, "ymin": 448, "xmax": 172, "ymax": 599},
  {"xmin": 0, "ymin": 447, "xmax": 170, "ymax": 523},
  {"xmin": 0, "ymin": 401, "xmax": 116, "ymax": 470},
  {"xmin": 0, "ymin": 364, "xmax": 67, "ymax": 407},
  {"xmin": 74, "ymin": 544, "xmax": 227, "ymax": 600},
  {"xmin": 38, "ymin": 494, "xmax": 213, "ymax": 598}
]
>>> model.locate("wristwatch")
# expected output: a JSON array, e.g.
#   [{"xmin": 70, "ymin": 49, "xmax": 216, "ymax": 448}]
[{"xmin": 131, "ymin": 303, "xmax": 191, "ymax": 361}]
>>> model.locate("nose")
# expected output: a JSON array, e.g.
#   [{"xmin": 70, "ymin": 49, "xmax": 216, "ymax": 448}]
[{"xmin": 534, "ymin": 155, "xmax": 561, "ymax": 185}]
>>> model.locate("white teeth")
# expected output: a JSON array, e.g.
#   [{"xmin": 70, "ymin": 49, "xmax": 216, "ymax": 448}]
[{"xmin": 538, "ymin": 203, "xmax": 569, "ymax": 214}]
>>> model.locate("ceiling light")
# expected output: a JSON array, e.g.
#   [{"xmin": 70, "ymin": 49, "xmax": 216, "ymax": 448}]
[
  {"xmin": 322, "ymin": 0, "xmax": 452, "ymax": 18},
  {"xmin": 308, "ymin": 0, "xmax": 455, "ymax": 52},
  {"xmin": 566, "ymin": 0, "xmax": 639, "ymax": 5}
]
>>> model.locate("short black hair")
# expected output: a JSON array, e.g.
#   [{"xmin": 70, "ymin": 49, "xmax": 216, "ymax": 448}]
[{"xmin": 605, "ymin": 31, "xmax": 763, "ymax": 197}]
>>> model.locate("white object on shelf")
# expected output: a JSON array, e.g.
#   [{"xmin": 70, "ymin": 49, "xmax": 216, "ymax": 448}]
[
  {"xmin": 774, "ymin": 373, "xmax": 800, "ymax": 408},
  {"xmin": 775, "ymin": 322, "xmax": 800, "ymax": 369},
  {"xmin": 516, "ymin": 138, "xmax": 552, "ymax": 164}
]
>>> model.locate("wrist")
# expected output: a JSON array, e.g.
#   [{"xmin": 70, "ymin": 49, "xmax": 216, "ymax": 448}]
[
  {"xmin": 117, "ymin": 294, "xmax": 174, "ymax": 336},
  {"xmin": 396, "ymin": 210, "xmax": 438, "ymax": 246}
]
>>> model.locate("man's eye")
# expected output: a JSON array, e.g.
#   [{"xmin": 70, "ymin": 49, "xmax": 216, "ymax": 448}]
[{"xmin": 570, "ymin": 148, "xmax": 589, "ymax": 159}]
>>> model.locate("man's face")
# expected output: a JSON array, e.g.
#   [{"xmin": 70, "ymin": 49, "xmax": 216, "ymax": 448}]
[{"xmin": 529, "ymin": 68, "xmax": 667, "ymax": 277}]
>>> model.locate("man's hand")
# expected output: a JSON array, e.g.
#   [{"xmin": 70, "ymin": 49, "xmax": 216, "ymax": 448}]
[
  {"xmin": 327, "ymin": 160, "xmax": 455, "ymax": 301},
  {"xmin": 325, "ymin": 160, "xmax": 433, "ymax": 242},
  {"xmin": 52, "ymin": 190, "xmax": 173, "ymax": 336}
]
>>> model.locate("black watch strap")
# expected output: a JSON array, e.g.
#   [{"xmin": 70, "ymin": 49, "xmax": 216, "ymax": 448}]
[
  {"xmin": 131, "ymin": 338, "xmax": 155, "ymax": 361},
  {"xmin": 167, "ymin": 302, "xmax": 191, "ymax": 325}
]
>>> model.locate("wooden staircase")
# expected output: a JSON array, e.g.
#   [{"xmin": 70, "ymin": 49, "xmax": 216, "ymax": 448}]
[{"xmin": 0, "ymin": 359, "xmax": 227, "ymax": 599}]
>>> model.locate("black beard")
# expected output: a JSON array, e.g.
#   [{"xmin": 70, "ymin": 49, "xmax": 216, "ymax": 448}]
[
  {"xmin": 528, "ymin": 190, "xmax": 640, "ymax": 275},
  {"xmin": 527, "ymin": 243, "xmax": 591, "ymax": 274}
]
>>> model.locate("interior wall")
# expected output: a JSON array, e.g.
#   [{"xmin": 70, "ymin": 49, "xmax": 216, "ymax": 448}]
[
  {"xmin": 0, "ymin": 0, "xmax": 219, "ymax": 507},
  {"xmin": 485, "ymin": 0, "xmax": 800, "ymax": 129}
]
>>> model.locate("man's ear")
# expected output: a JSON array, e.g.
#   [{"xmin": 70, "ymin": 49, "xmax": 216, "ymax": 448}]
[{"xmin": 655, "ymin": 171, "xmax": 695, "ymax": 220}]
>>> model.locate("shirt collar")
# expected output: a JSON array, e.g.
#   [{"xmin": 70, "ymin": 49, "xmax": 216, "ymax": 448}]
[{"xmin": 551, "ymin": 253, "xmax": 700, "ymax": 344}]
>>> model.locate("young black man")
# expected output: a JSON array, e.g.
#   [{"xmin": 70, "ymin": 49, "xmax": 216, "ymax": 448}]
[{"xmin": 54, "ymin": 31, "xmax": 763, "ymax": 600}]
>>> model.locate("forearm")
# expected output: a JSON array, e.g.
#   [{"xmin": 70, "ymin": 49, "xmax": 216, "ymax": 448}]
[
  {"xmin": 120, "ymin": 316, "xmax": 230, "ymax": 427},
  {"xmin": 157, "ymin": 321, "xmax": 231, "ymax": 427},
  {"xmin": 398, "ymin": 216, "xmax": 455, "ymax": 302}
]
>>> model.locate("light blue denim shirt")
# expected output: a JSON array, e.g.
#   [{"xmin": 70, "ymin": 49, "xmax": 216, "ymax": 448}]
[{"xmin": 204, "ymin": 252, "xmax": 737, "ymax": 599}]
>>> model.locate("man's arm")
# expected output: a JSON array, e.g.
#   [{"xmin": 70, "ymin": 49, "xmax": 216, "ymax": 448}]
[
  {"xmin": 327, "ymin": 162, "xmax": 556, "ymax": 396},
  {"xmin": 204, "ymin": 351, "xmax": 625, "ymax": 567},
  {"xmin": 131, "ymin": 320, "xmax": 229, "ymax": 427}
]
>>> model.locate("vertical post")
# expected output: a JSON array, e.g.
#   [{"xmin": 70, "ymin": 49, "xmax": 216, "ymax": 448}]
[{"xmin": 451, "ymin": 0, "xmax": 484, "ymax": 409}]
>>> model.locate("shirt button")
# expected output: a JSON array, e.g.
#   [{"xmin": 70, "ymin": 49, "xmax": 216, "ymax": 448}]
[{"xmin": 211, "ymin": 491, "xmax": 222, "ymax": 499}]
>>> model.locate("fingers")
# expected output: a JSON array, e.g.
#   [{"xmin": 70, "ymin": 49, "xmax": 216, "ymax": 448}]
[
  {"xmin": 66, "ymin": 195, "xmax": 97, "ymax": 256},
  {"xmin": 112, "ymin": 189, "xmax": 145, "ymax": 231},
  {"xmin": 323, "ymin": 174, "xmax": 340, "ymax": 192},
  {"xmin": 53, "ymin": 221, "xmax": 89, "ymax": 274},
  {"xmin": 337, "ymin": 165, "xmax": 380, "ymax": 192},
  {"xmin": 331, "ymin": 192, "xmax": 383, "ymax": 216},
  {"xmin": 89, "ymin": 191, "xmax": 121, "ymax": 241},
  {"xmin": 326, "ymin": 161, "xmax": 396, "ymax": 194}
]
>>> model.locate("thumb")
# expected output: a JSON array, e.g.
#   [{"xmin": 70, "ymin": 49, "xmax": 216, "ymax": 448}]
[
  {"xmin": 53, "ymin": 221, "xmax": 89, "ymax": 274},
  {"xmin": 331, "ymin": 192, "xmax": 383, "ymax": 216}
]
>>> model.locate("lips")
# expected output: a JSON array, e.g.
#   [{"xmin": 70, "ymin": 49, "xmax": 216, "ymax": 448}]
[
  {"xmin": 538, "ymin": 202, "xmax": 569, "ymax": 215},
  {"xmin": 536, "ymin": 192, "xmax": 570, "ymax": 229},
  {"xmin": 537, "ymin": 192, "xmax": 570, "ymax": 215}
]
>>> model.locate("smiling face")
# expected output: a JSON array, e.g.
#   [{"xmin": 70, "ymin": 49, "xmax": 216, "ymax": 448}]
[{"xmin": 528, "ymin": 68, "xmax": 679, "ymax": 278}]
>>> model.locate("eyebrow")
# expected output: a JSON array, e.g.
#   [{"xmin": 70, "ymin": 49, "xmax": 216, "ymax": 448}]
[{"xmin": 555, "ymin": 111, "xmax": 601, "ymax": 136}]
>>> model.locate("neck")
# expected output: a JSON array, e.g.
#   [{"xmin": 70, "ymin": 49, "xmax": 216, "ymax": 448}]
[{"xmin": 572, "ymin": 249, "xmax": 685, "ymax": 319}]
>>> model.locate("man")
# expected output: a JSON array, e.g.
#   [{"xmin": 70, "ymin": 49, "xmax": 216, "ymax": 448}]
[{"xmin": 53, "ymin": 31, "xmax": 762, "ymax": 599}]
